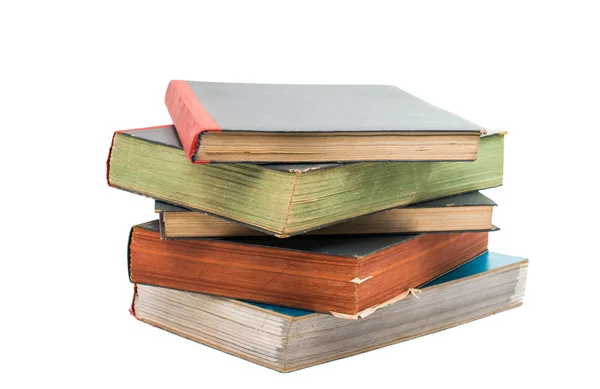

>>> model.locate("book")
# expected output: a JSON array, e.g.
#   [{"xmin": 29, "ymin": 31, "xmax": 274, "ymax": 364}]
[
  {"xmin": 131, "ymin": 251, "xmax": 528, "ymax": 372},
  {"xmin": 156, "ymin": 191, "xmax": 497, "ymax": 238},
  {"xmin": 128, "ymin": 220, "xmax": 492, "ymax": 316},
  {"xmin": 165, "ymin": 81, "xmax": 484, "ymax": 163},
  {"xmin": 107, "ymin": 125, "xmax": 504, "ymax": 237}
]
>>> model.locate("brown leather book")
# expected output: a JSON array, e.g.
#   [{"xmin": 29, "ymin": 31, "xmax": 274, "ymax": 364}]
[{"xmin": 128, "ymin": 220, "xmax": 491, "ymax": 316}]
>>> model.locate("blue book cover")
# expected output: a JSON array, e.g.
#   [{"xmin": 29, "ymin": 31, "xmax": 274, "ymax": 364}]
[{"xmin": 249, "ymin": 251, "xmax": 526, "ymax": 317}]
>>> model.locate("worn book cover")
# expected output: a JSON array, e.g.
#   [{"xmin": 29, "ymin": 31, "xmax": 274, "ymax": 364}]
[
  {"xmin": 107, "ymin": 125, "xmax": 504, "ymax": 237},
  {"xmin": 128, "ymin": 220, "xmax": 494, "ymax": 316},
  {"xmin": 155, "ymin": 191, "xmax": 497, "ymax": 238},
  {"xmin": 165, "ymin": 81, "xmax": 485, "ymax": 163},
  {"xmin": 131, "ymin": 251, "xmax": 528, "ymax": 372}
]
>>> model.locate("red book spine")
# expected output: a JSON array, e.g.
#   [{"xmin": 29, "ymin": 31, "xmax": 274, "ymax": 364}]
[{"xmin": 165, "ymin": 80, "xmax": 221, "ymax": 164}]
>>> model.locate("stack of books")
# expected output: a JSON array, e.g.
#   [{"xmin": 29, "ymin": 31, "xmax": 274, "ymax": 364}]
[{"xmin": 107, "ymin": 81, "xmax": 528, "ymax": 372}]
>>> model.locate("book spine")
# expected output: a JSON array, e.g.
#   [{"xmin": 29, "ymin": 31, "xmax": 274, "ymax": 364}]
[
  {"xmin": 165, "ymin": 80, "xmax": 221, "ymax": 164},
  {"xmin": 158, "ymin": 212, "xmax": 166, "ymax": 240},
  {"xmin": 127, "ymin": 226, "xmax": 134, "ymax": 282},
  {"xmin": 129, "ymin": 284, "xmax": 138, "ymax": 316},
  {"xmin": 106, "ymin": 131, "xmax": 121, "ymax": 188},
  {"xmin": 106, "ymin": 126, "xmax": 173, "ymax": 187}
]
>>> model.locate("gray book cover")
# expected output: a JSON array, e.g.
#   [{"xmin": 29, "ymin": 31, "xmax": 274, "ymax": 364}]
[{"xmin": 165, "ymin": 81, "xmax": 485, "ymax": 163}]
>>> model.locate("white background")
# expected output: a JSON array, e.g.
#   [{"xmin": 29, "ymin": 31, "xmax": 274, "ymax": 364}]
[{"xmin": 2, "ymin": 1, "xmax": 599, "ymax": 387}]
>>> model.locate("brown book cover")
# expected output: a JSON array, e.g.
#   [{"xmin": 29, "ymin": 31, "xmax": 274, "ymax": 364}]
[{"xmin": 128, "ymin": 220, "xmax": 491, "ymax": 316}]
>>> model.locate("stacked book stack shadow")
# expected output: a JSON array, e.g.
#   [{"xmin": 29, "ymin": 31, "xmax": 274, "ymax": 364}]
[{"xmin": 107, "ymin": 81, "xmax": 528, "ymax": 372}]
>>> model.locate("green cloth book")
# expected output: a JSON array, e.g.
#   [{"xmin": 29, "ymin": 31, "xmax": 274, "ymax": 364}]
[{"xmin": 107, "ymin": 125, "xmax": 504, "ymax": 237}]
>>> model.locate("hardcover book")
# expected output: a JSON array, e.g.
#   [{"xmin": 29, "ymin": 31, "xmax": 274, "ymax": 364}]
[
  {"xmin": 128, "ymin": 220, "xmax": 492, "ymax": 316},
  {"xmin": 131, "ymin": 251, "xmax": 528, "ymax": 372},
  {"xmin": 107, "ymin": 125, "xmax": 504, "ymax": 237},
  {"xmin": 165, "ymin": 81, "xmax": 485, "ymax": 163},
  {"xmin": 156, "ymin": 191, "xmax": 497, "ymax": 238}
]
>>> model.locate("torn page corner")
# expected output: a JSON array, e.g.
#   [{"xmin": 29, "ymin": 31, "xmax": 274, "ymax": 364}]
[{"xmin": 349, "ymin": 275, "xmax": 373, "ymax": 284}]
